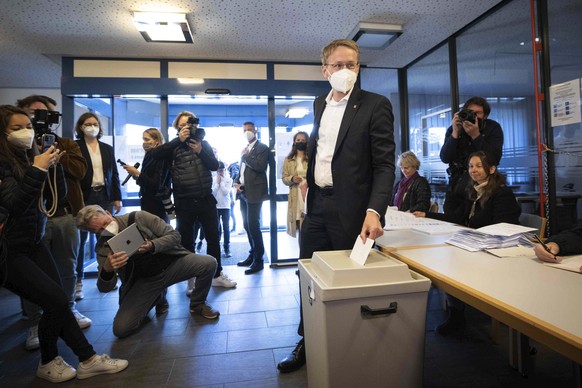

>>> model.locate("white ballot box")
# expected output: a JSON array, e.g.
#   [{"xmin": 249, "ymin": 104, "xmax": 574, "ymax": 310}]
[{"xmin": 299, "ymin": 249, "xmax": 431, "ymax": 388}]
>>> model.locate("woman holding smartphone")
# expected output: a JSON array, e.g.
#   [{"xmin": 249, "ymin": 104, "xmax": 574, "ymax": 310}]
[{"xmin": 0, "ymin": 105, "xmax": 128, "ymax": 382}]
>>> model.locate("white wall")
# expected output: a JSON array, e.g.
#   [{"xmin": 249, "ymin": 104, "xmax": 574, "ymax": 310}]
[{"xmin": 0, "ymin": 88, "xmax": 61, "ymax": 109}]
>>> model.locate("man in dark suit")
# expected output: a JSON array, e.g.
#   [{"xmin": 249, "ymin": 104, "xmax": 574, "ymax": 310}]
[
  {"xmin": 234, "ymin": 122, "xmax": 269, "ymax": 274},
  {"xmin": 277, "ymin": 39, "xmax": 396, "ymax": 373}
]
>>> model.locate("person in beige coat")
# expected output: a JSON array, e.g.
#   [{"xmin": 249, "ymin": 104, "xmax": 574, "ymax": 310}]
[{"xmin": 281, "ymin": 131, "xmax": 309, "ymax": 245}]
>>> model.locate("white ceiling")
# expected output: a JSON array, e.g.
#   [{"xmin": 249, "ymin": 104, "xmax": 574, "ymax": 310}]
[{"xmin": 0, "ymin": 0, "xmax": 504, "ymax": 89}]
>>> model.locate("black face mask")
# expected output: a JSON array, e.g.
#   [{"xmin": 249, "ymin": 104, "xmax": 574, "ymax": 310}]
[{"xmin": 296, "ymin": 142, "xmax": 307, "ymax": 151}]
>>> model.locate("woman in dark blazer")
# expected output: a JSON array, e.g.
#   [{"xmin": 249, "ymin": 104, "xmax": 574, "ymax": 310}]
[
  {"xmin": 75, "ymin": 112, "xmax": 122, "ymax": 299},
  {"xmin": 122, "ymin": 128, "xmax": 172, "ymax": 223},
  {"xmin": 416, "ymin": 150, "xmax": 520, "ymax": 228}
]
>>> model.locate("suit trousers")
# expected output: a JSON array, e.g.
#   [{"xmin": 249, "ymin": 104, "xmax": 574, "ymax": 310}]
[
  {"xmin": 240, "ymin": 195, "xmax": 264, "ymax": 265},
  {"xmin": 297, "ymin": 187, "xmax": 353, "ymax": 336}
]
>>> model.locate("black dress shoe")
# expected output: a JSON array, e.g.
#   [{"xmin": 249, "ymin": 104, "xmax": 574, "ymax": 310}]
[
  {"xmin": 244, "ymin": 263, "xmax": 264, "ymax": 275},
  {"xmin": 277, "ymin": 339, "xmax": 305, "ymax": 373},
  {"xmin": 237, "ymin": 255, "xmax": 253, "ymax": 267}
]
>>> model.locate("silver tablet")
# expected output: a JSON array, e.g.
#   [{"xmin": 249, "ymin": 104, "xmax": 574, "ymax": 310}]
[{"xmin": 107, "ymin": 223, "xmax": 146, "ymax": 257}]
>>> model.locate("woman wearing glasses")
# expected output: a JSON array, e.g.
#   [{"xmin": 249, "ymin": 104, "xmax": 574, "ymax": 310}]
[{"xmin": 75, "ymin": 112, "xmax": 122, "ymax": 300}]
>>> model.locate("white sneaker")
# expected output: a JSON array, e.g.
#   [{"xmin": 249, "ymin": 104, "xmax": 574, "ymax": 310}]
[
  {"xmin": 25, "ymin": 325, "xmax": 40, "ymax": 351},
  {"xmin": 186, "ymin": 277, "xmax": 196, "ymax": 296},
  {"xmin": 37, "ymin": 356, "xmax": 76, "ymax": 383},
  {"xmin": 212, "ymin": 272, "xmax": 237, "ymax": 288},
  {"xmin": 72, "ymin": 309, "xmax": 92, "ymax": 329},
  {"xmin": 76, "ymin": 354, "xmax": 128, "ymax": 380}
]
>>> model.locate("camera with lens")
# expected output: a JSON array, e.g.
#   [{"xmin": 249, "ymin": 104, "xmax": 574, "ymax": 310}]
[
  {"xmin": 32, "ymin": 109, "xmax": 61, "ymax": 135},
  {"xmin": 458, "ymin": 109, "xmax": 476, "ymax": 123},
  {"xmin": 155, "ymin": 187, "xmax": 175, "ymax": 219},
  {"xmin": 32, "ymin": 109, "xmax": 61, "ymax": 151},
  {"xmin": 184, "ymin": 116, "xmax": 205, "ymax": 142}
]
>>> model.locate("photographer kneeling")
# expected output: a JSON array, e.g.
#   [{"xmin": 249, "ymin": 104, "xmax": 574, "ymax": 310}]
[
  {"xmin": 150, "ymin": 111, "xmax": 236, "ymax": 290},
  {"xmin": 76, "ymin": 205, "xmax": 219, "ymax": 338}
]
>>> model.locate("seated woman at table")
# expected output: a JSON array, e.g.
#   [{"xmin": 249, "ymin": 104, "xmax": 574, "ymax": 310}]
[
  {"xmin": 414, "ymin": 150, "xmax": 520, "ymax": 228},
  {"xmin": 414, "ymin": 150, "xmax": 521, "ymax": 335},
  {"xmin": 390, "ymin": 151, "xmax": 431, "ymax": 213},
  {"xmin": 534, "ymin": 223, "xmax": 582, "ymax": 262}
]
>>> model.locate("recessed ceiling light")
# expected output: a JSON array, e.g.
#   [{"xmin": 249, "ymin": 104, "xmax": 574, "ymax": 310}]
[
  {"xmin": 132, "ymin": 11, "xmax": 193, "ymax": 43},
  {"xmin": 347, "ymin": 22, "xmax": 403, "ymax": 49}
]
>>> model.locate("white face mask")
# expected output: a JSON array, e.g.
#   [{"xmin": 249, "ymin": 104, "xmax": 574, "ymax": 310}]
[
  {"xmin": 328, "ymin": 68, "xmax": 357, "ymax": 93},
  {"xmin": 83, "ymin": 125, "xmax": 100, "ymax": 138},
  {"xmin": 102, "ymin": 220, "xmax": 119, "ymax": 236},
  {"xmin": 245, "ymin": 130, "xmax": 256, "ymax": 143},
  {"xmin": 7, "ymin": 129, "xmax": 35, "ymax": 150}
]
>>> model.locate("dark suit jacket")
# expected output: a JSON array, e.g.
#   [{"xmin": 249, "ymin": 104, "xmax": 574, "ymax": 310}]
[
  {"xmin": 236, "ymin": 140, "xmax": 269, "ymax": 204},
  {"xmin": 76, "ymin": 138, "xmax": 122, "ymax": 202},
  {"xmin": 306, "ymin": 86, "xmax": 396, "ymax": 239}
]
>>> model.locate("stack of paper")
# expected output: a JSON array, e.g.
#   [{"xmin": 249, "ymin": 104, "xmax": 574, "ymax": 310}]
[
  {"xmin": 446, "ymin": 223, "xmax": 537, "ymax": 252},
  {"xmin": 383, "ymin": 207, "xmax": 464, "ymax": 235}
]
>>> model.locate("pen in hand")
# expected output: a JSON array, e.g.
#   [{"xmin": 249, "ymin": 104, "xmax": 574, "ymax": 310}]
[{"xmin": 532, "ymin": 234, "xmax": 558, "ymax": 262}]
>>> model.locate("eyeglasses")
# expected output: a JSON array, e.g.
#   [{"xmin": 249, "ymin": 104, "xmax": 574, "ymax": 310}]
[{"xmin": 325, "ymin": 63, "xmax": 359, "ymax": 71}]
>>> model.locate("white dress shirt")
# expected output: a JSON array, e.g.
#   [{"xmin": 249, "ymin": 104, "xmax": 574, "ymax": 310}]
[{"xmin": 314, "ymin": 89, "xmax": 352, "ymax": 188}]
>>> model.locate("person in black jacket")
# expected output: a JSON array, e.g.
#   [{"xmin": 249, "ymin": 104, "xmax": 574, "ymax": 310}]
[
  {"xmin": 414, "ymin": 150, "xmax": 520, "ymax": 334},
  {"xmin": 440, "ymin": 97, "xmax": 504, "ymax": 215},
  {"xmin": 390, "ymin": 151, "xmax": 431, "ymax": 213},
  {"xmin": 534, "ymin": 223, "xmax": 582, "ymax": 262},
  {"xmin": 150, "ymin": 111, "xmax": 236, "ymax": 289},
  {"xmin": 0, "ymin": 105, "xmax": 128, "ymax": 382},
  {"xmin": 122, "ymin": 128, "xmax": 172, "ymax": 223}
]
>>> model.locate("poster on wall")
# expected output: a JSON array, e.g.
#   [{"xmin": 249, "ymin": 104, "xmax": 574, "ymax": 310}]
[{"xmin": 549, "ymin": 78, "xmax": 581, "ymax": 127}]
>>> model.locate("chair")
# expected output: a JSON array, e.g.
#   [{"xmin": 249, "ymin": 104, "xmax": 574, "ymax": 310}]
[{"xmin": 519, "ymin": 213, "xmax": 548, "ymax": 239}]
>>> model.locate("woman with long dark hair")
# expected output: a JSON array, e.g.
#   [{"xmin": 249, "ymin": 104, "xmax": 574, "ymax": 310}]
[
  {"xmin": 282, "ymin": 131, "xmax": 309, "ymax": 246},
  {"xmin": 0, "ymin": 105, "xmax": 127, "ymax": 383}
]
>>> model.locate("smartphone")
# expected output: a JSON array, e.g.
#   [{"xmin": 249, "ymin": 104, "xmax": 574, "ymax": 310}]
[{"xmin": 41, "ymin": 133, "xmax": 56, "ymax": 152}]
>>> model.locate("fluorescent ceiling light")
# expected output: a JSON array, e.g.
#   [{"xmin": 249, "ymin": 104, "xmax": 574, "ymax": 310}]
[
  {"xmin": 132, "ymin": 11, "xmax": 193, "ymax": 43},
  {"xmin": 285, "ymin": 108, "xmax": 310, "ymax": 118},
  {"xmin": 347, "ymin": 22, "xmax": 403, "ymax": 49},
  {"xmin": 178, "ymin": 78, "xmax": 204, "ymax": 84}
]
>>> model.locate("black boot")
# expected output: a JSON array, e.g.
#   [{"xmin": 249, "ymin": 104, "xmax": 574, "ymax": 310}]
[
  {"xmin": 436, "ymin": 307, "xmax": 466, "ymax": 335},
  {"xmin": 277, "ymin": 339, "xmax": 306, "ymax": 373},
  {"xmin": 237, "ymin": 255, "xmax": 253, "ymax": 266}
]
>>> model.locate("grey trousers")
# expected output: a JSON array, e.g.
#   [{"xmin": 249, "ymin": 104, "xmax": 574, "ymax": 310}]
[{"xmin": 112, "ymin": 252, "xmax": 216, "ymax": 338}]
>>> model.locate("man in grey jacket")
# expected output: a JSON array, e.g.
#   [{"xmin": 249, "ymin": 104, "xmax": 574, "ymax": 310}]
[{"xmin": 76, "ymin": 205, "xmax": 219, "ymax": 338}]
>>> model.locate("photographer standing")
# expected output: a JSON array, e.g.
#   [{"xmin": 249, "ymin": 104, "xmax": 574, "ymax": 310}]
[
  {"xmin": 150, "ymin": 111, "xmax": 236, "ymax": 289},
  {"xmin": 16, "ymin": 95, "xmax": 92, "ymax": 351},
  {"xmin": 439, "ymin": 96, "xmax": 504, "ymax": 215}
]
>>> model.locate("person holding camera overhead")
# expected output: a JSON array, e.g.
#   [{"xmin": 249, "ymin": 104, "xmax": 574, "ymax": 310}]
[
  {"xmin": 15, "ymin": 95, "xmax": 92, "ymax": 352},
  {"xmin": 150, "ymin": 111, "xmax": 236, "ymax": 290},
  {"xmin": 440, "ymin": 96, "xmax": 503, "ymax": 215},
  {"xmin": 75, "ymin": 112, "xmax": 122, "ymax": 301}
]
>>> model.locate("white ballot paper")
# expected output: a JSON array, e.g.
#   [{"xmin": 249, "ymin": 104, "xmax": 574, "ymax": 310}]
[{"xmin": 349, "ymin": 236, "xmax": 374, "ymax": 265}]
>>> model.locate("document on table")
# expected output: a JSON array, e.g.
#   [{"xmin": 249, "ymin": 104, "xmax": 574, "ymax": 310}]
[
  {"xmin": 383, "ymin": 207, "xmax": 463, "ymax": 234},
  {"xmin": 543, "ymin": 255, "xmax": 582, "ymax": 273},
  {"xmin": 486, "ymin": 245, "xmax": 536, "ymax": 258}
]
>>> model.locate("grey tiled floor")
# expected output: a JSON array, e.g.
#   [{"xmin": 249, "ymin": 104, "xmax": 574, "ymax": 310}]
[{"xmin": 0, "ymin": 264, "xmax": 577, "ymax": 387}]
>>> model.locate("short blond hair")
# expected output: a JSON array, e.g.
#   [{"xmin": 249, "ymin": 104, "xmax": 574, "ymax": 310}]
[
  {"xmin": 321, "ymin": 39, "xmax": 360, "ymax": 65},
  {"xmin": 76, "ymin": 205, "xmax": 107, "ymax": 230},
  {"xmin": 398, "ymin": 151, "xmax": 421, "ymax": 170}
]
